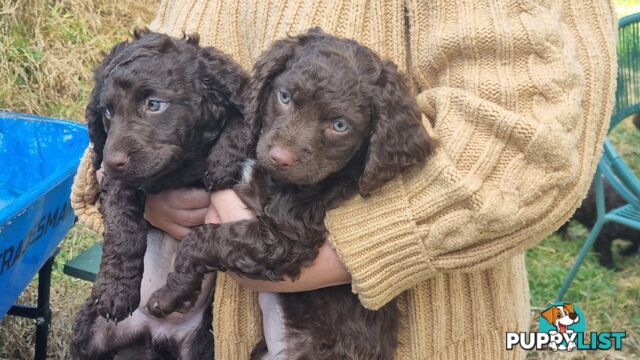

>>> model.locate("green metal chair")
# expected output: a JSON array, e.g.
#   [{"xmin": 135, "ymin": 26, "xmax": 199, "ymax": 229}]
[{"xmin": 555, "ymin": 12, "xmax": 640, "ymax": 302}]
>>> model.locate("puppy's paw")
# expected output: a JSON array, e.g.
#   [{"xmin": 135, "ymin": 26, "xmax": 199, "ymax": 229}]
[
  {"xmin": 146, "ymin": 286, "xmax": 198, "ymax": 317},
  {"xmin": 203, "ymin": 164, "xmax": 238, "ymax": 191},
  {"xmin": 202, "ymin": 169, "xmax": 217, "ymax": 192},
  {"xmin": 92, "ymin": 277, "xmax": 140, "ymax": 323}
]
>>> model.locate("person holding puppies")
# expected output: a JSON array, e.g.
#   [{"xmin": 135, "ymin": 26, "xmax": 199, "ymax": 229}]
[{"xmin": 72, "ymin": 0, "xmax": 617, "ymax": 359}]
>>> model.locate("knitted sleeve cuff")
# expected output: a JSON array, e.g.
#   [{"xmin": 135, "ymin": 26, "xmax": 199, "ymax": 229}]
[
  {"xmin": 70, "ymin": 146, "xmax": 104, "ymax": 234},
  {"xmin": 325, "ymin": 176, "xmax": 437, "ymax": 310}
]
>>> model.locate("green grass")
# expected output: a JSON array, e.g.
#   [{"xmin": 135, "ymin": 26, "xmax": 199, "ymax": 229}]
[
  {"xmin": 0, "ymin": 0, "xmax": 156, "ymax": 121},
  {"xmin": 527, "ymin": 227, "xmax": 640, "ymax": 329},
  {"xmin": 611, "ymin": 117, "xmax": 640, "ymax": 172}
]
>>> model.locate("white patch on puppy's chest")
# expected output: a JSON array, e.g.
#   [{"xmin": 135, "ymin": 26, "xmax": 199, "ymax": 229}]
[
  {"xmin": 241, "ymin": 159, "xmax": 256, "ymax": 185},
  {"xmin": 259, "ymin": 292, "xmax": 288, "ymax": 359}
]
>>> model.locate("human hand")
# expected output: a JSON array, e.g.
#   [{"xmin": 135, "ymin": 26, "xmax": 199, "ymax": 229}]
[
  {"xmin": 206, "ymin": 189, "xmax": 255, "ymax": 223},
  {"xmin": 144, "ymin": 188, "xmax": 210, "ymax": 239}
]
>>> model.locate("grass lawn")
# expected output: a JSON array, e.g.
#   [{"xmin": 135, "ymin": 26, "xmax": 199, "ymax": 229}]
[{"xmin": 1, "ymin": 1, "xmax": 639, "ymax": 359}]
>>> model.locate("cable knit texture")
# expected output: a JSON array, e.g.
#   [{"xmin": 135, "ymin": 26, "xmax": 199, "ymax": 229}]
[
  {"xmin": 71, "ymin": 146, "xmax": 104, "ymax": 234},
  {"xmin": 70, "ymin": 0, "xmax": 617, "ymax": 358}
]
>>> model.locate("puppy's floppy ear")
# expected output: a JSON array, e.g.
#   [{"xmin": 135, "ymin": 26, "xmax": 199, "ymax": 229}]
[
  {"xmin": 244, "ymin": 29, "xmax": 325, "ymax": 152},
  {"xmin": 244, "ymin": 38, "xmax": 299, "ymax": 152},
  {"xmin": 132, "ymin": 27, "xmax": 152, "ymax": 40},
  {"xmin": 86, "ymin": 39, "xmax": 131, "ymax": 170},
  {"xmin": 196, "ymin": 45, "xmax": 252, "ymax": 189},
  {"xmin": 541, "ymin": 307, "xmax": 557, "ymax": 325},
  {"xmin": 359, "ymin": 60, "xmax": 435, "ymax": 196},
  {"xmin": 196, "ymin": 46, "xmax": 249, "ymax": 141}
]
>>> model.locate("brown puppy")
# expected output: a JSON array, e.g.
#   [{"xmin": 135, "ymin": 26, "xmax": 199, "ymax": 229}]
[
  {"xmin": 560, "ymin": 178, "xmax": 640, "ymax": 268},
  {"xmin": 148, "ymin": 28, "xmax": 434, "ymax": 359},
  {"xmin": 72, "ymin": 29, "xmax": 248, "ymax": 359}
]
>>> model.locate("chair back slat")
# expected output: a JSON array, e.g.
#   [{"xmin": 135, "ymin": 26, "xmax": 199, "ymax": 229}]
[
  {"xmin": 611, "ymin": 13, "xmax": 640, "ymax": 130},
  {"xmin": 599, "ymin": 140, "xmax": 640, "ymax": 209}
]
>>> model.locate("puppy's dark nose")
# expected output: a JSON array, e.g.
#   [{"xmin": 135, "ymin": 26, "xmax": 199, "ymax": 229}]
[
  {"xmin": 105, "ymin": 151, "xmax": 129, "ymax": 171},
  {"xmin": 269, "ymin": 146, "xmax": 296, "ymax": 167},
  {"xmin": 569, "ymin": 313, "xmax": 578, "ymax": 320}
]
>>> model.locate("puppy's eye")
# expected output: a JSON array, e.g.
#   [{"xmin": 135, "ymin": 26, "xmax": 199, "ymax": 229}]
[
  {"xmin": 331, "ymin": 119, "xmax": 349, "ymax": 132},
  {"xmin": 103, "ymin": 106, "xmax": 112, "ymax": 119},
  {"xmin": 146, "ymin": 99, "xmax": 168, "ymax": 113},
  {"xmin": 277, "ymin": 89, "xmax": 291, "ymax": 105}
]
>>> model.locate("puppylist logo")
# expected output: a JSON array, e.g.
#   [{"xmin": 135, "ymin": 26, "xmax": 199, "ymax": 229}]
[{"xmin": 506, "ymin": 303, "xmax": 626, "ymax": 352}]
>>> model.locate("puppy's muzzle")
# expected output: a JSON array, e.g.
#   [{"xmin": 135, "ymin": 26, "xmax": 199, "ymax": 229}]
[
  {"xmin": 105, "ymin": 151, "xmax": 130, "ymax": 173},
  {"xmin": 269, "ymin": 145, "xmax": 297, "ymax": 168}
]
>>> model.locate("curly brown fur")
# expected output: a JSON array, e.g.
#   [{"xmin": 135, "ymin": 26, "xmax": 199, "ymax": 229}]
[
  {"xmin": 72, "ymin": 29, "xmax": 249, "ymax": 359},
  {"xmin": 148, "ymin": 28, "xmax": 434, "ymax": 359}
]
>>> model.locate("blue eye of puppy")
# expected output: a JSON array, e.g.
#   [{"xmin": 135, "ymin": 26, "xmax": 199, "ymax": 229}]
[
  {"xmin": 277, "ymin": 89, "xmax": 291, "ymax": 104},
  {"xmin": 331, "ymin": 119, "xmax": 349, "ymax": 132},
  {"xmin": 146, "ymin": 99, "xmax": 168, "ymax": 113}
]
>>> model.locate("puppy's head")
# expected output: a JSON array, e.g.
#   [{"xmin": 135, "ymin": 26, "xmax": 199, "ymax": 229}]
[
  {"xmin": 87, "ymin": 29, "xmax": 247, "ymax": 185},
  {"xmin": 245, "ymin": 28, "xmax": 434, "ymax": 196}
]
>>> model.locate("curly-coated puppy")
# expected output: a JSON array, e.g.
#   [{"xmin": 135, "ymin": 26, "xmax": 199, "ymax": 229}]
[
  {"xmin": 147, "ymin": 28, "xmax": 435, "ymax": 359},
  {"xmin": 71, "ymin": 29, "xmax": 249, "ymax": 359},
  {"xmin": 560, "ymin": 178, "xmax": 640, "ymax": 269}
]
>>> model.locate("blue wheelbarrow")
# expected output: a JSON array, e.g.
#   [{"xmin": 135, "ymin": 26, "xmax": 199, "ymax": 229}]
[{"xmin": 0, "ymin": 111, "xmax": 88, "ymax": 358}]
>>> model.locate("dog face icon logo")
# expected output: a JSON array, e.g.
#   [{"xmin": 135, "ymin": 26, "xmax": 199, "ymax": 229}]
[
  {"xmin": 541, "ymin": 303, "xmax": 580, "ymax": 333},
  {"xmin": 539, "ymin": 303, "xmax": 585, "ymax": 351}
]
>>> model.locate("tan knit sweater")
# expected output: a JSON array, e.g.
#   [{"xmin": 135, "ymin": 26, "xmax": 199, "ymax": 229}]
[{"xmin": 70, "ymin": 0, "xmax": 617, "ymax": 358}]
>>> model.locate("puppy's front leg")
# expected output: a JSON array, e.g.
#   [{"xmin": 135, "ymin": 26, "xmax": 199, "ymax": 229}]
[
  {"xmin": 146, "ymin": 219, "xmax": 321, "ymax": 317},
  {"xmin": 92, "ymin": 178, "xmax": 148, "ymax": 322}
]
